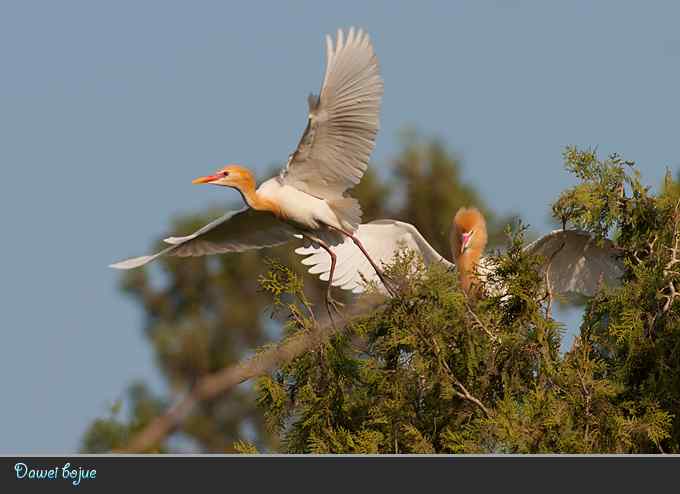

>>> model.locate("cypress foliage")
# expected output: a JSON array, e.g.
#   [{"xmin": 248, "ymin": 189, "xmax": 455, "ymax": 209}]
[
  {"xmin": 83, "ymin": 141, "xmax": 679, "ymax": 453},
  {"xmin": 254, "ymin": 148, "xmax": 678, "ymax": 453}
]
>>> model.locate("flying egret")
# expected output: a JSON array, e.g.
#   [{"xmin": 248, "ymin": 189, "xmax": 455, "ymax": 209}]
[
  {"xmin": 110, "ymin": 28, "xmax": 390, "ymax": 316},
  {"xmin": 295, "ymin": 207, "xmax": 625, "ymax": 301}
]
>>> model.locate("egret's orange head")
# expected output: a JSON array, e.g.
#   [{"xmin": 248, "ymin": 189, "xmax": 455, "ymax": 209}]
[
  {"xmin": 451, "ymin": 207, "xmax": 488, "ymax": 257},
  {"xmin": 192, "ymin": 164, "xmax": 255, "ymax": 190}
]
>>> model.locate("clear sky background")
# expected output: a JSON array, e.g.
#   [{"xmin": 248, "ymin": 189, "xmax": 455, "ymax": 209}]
[{"xmin": 1, "ymin": 1, "xmax": 678, "ymax": 453}]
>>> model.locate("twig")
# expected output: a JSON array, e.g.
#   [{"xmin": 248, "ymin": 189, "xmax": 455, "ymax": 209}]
[
  {"xmin": 661, "ymin": 200, "xmax": 680, "ymax": 313},
  {"xmin": 450, "ymin": 375, "xmax": 491, "ymax": 419},
  {"xmin": 431, "ymin": 338, "xmax": 491, "ymax": 418},
  {"xmin": 543, "ymin": 240, "xmax": 566, "ymax": 319},
  {"xmin": 575, "ymin": 364, "xmax": 594, "ymax": 448},
  {"xmin": 464, "ymin": 301, "xmax": 499, "ymax": 343}
]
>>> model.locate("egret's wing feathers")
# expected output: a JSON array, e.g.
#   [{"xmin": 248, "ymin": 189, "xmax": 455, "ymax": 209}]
[
  {"xmin": 165, "ymin": 209, "xmax": 295, "ymax": 257},
  {"xmin": 110, "ymin": 208, "xmax": 295, "ymax": 269},
  {"xmin": 524, "ymin": 229, "xmax": 624, "ymax": 298},
  {"xmin": 296, "ymin": 220, "xmax": 451, "ymax": 294},
  {"xmin": 280, "ymin": 27, "xmax": 383, "ymax": 199},
  {"xmin": 296, "ymin": 220, "xmax": 624, "ymax": 299}
]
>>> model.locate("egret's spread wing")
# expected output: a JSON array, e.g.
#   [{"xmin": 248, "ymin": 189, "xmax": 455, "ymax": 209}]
[
  {"xmin": 524, "ymin": 229, "xmax": 624, "ymax": 298},
  {"xmin": 280, "ymin": 27, "xmax": 383, "ymax": 199},
  {"xmin": 295, "ymin": 220, "xmax": 451, "ymax": 294},
  {"xmin": 110, "ymin": 208, "xmax": 295, "ymax": 269}
]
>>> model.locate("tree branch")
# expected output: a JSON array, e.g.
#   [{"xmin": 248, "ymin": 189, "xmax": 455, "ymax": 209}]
[
  {"xmin": 430, "ymin": 336, "xmax": 492, "ymax": 418},
  {"xmin": 661, "ymin": 200, "xmax": 680, "ymax": 313},
  {"xmin": 464, "ymin": 301, "xmax": 498, "ymax": 343},
  {"xmin": 117, "ymin": 295, "xmax": 384, "ymax": 453}
]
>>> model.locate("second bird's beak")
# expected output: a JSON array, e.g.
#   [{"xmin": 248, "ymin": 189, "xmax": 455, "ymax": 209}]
[
  {"xmin": 192, "ymin": 174, "xmax": 221, "ymax": 185},
  {"xmin": 461, "ymin": 232, "xmax": 474, "ymax": 254}
]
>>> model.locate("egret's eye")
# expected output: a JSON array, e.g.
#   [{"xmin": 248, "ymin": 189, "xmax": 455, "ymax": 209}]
[{"xmin": 222, "ymin": 170, "xmax": 230, "ymax": 177}]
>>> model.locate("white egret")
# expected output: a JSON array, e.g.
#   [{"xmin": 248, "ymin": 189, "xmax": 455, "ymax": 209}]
[
  {"xmin": 110, "ymin": 28, "xmax": 391, "ymax": 315},
  {"xmin": 296, "ymin": 207, "xmax": 625, "ymax": 301}
]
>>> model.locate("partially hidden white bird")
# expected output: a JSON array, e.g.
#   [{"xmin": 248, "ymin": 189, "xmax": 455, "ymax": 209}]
[
  {"xmin": 295, "ymin": 207, "xmax": 625, "ymax": 301},
  {"xmin": 110, "ymin": 28, "xmax": 390, "ymax": 312}
]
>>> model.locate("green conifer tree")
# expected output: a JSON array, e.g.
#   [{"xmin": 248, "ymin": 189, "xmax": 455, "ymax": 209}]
[
  {"xmin": 82, "ymin": 133, "xmax": 500, "ymax": 452},
  {"xmin": 253, "ymin": 147, "xmax": 678, "ymax": 453}
]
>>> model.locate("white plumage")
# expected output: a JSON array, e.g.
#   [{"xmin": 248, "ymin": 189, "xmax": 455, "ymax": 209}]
[
  {"xmin": 295, "ymin": 219, "xmax": 625, "ymax": 300},
  {"xmin": 281, "ymin": 28, "xmax": 383, "ymax": 199},
  {"xmin": 111, "ymin": 208, "xmax": 297, "ymax": 269},
  {"xmin": 111, "ymin": 28, "xmax": 383, "ymax": 281}
]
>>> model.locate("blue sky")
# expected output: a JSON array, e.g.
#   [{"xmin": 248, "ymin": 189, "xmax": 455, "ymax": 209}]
[{"xmin": 1, "ymin": 1, "xmax": 678, "ymax": 453}]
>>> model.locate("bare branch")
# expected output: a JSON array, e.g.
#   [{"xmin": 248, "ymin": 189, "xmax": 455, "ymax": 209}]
[
  {"xmin": 430, "ymin": 337, "xmax": 491, "ymax": 418},
  {"xmin": 464, "ymin": 301, "xmax": 499, "ymax": 343},
  {"xmin": 117, "ymin": 295, "xmax": 384, "ymax": 453},
  {"xmin": 542, "ymin": 240, "xmax": 567, "ymax": 319},
  {"xmin": 660, "ymin": 200, "xmax": 680, "ymax": 314},
  {"xmin": 450, "ymin": 376, "xmax": 491, "ymax": 418}
]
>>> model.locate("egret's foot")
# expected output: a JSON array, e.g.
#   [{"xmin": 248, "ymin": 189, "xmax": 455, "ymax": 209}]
[
  {"xmin": 325, "ymin": 293, "xmax": 345, "ymax": 315},
  {"xmin": 375, "ymin": 270, "xmax": 399, "ymax": 297},
  {"xmin": 324, "ymin": 292, "xmax": 345, "ymax": 329}
]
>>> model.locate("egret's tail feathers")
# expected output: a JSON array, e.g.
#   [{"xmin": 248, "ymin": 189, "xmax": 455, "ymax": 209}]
[{"xmin": 329, "ymin": 196, "xmax": 362, "ymax": 232}]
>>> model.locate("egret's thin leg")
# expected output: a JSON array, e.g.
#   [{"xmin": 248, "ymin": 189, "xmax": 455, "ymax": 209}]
[
  {"xmin": 304, "ymin": 235, "xmax": 344, "ymax": 325},
  {"xmin": 329, "ymin": 226, "xmax": 397, "ymax": 296}
]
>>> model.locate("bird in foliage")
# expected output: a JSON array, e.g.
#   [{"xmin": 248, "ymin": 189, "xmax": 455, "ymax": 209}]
[{"xmin": 296, "ymin": 207, "xmax": 624, "ymax": 301}]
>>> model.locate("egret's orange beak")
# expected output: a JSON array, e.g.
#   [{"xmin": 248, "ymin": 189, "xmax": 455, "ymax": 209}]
[
  {"xmin": 461, "ymin": 232, "xmax": 473, "ymax": 254},
  {"xmin": 192, "ymin": 174, "xmax": 221, "ymax": 185}
]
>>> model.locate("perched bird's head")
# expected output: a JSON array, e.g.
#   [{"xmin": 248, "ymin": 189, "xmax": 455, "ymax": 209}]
[
  {"xmin": 451, "ymin": 207, "xmax": 488, "ymax": 257},
  {"xmin": 192, "ymin": 164, "xmax": 255, "ymax": 190}
]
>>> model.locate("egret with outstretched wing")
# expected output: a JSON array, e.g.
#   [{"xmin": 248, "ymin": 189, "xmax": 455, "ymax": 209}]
[
  {"xmin": 111, "ymin": 28, "xmax": 388, "ymax": 316},
  {"xmin": 296, "ymin": 207, "xmax": 624, "ymax": 301}
]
